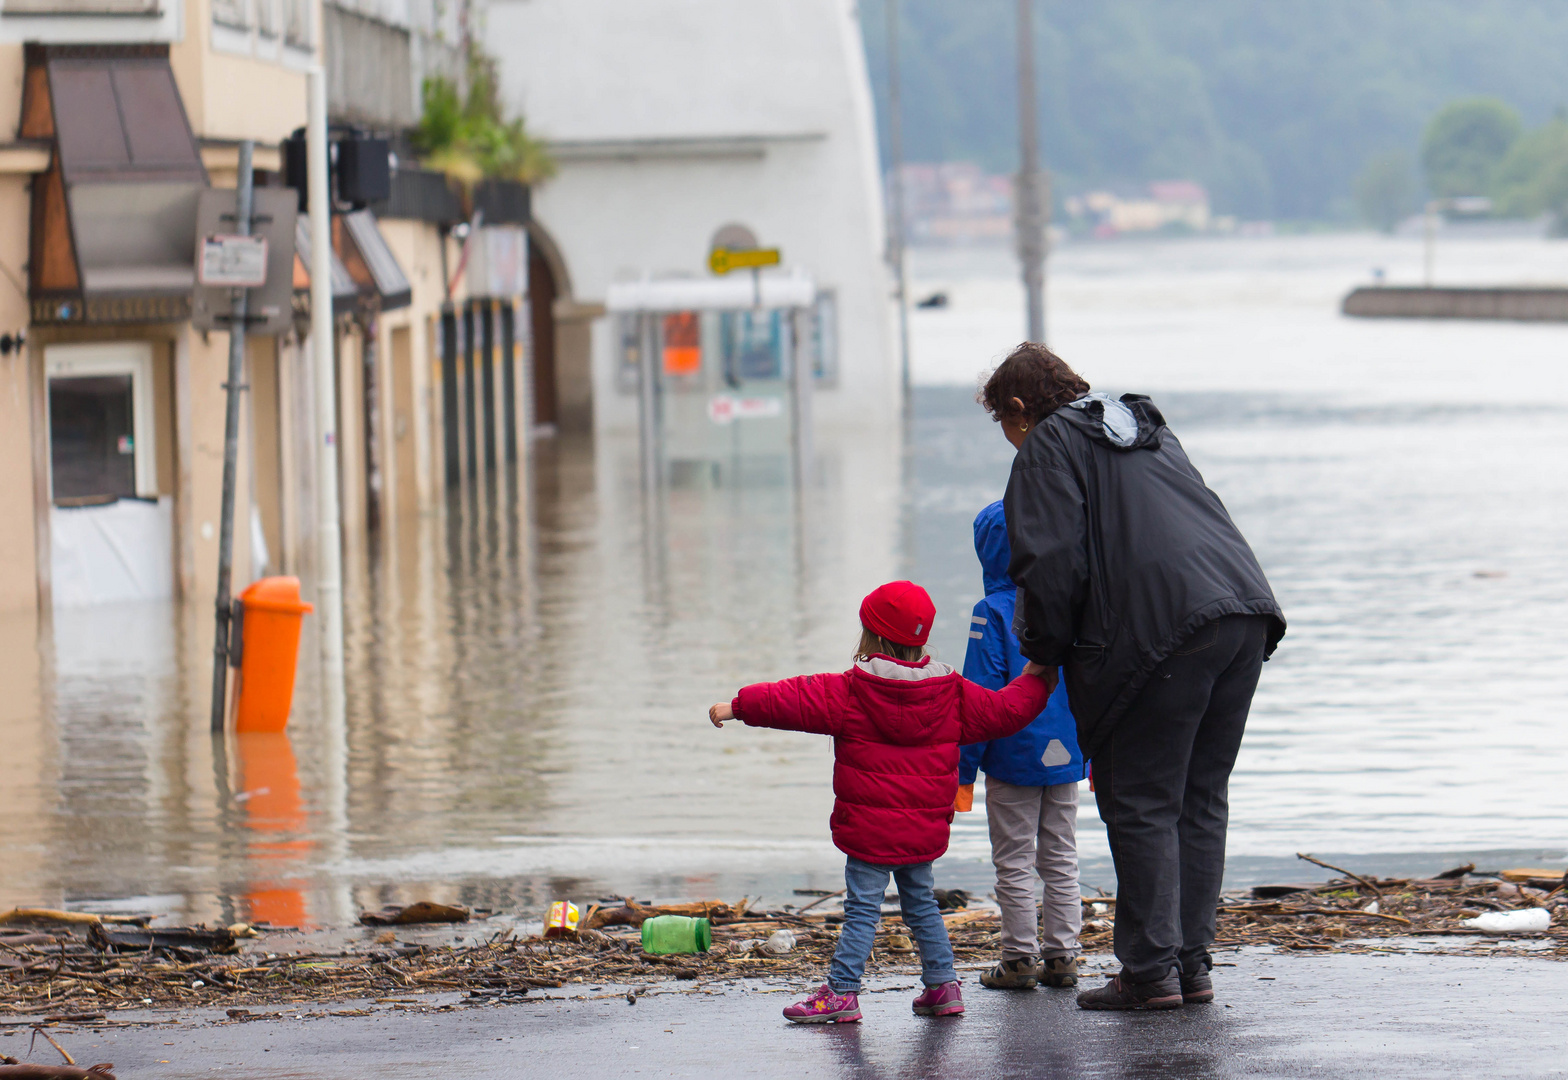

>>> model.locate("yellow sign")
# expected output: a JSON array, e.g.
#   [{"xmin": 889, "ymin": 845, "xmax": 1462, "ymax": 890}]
[{"xmin": 709, "ymin": 246, "xmax": 781, "ymax": 275}]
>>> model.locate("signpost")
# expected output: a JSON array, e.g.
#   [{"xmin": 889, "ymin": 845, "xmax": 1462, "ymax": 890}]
[
  {"xmin": 199, "ymin": 235, "xmax": 268, "ymax": 287},
  {"xmin": 200, "ymin": 142, "xmax": 298, "ymax": 735}
]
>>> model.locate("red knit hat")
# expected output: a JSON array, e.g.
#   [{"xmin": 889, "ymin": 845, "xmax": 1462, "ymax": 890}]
[{"xmin": 859, "ymin": 580, "xmax": 936, "ymax": 647}]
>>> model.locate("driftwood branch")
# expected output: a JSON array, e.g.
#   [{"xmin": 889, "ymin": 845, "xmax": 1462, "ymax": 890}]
[{"xmin": 1296, "ymin": 852, "xmax": 1383, "ymax": 901}]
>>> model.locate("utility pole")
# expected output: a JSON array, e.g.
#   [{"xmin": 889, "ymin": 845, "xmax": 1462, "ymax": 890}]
[
  {"xmin": 885, "ymin": 0, "xmax": 911, "ymax": 400},
  {"xmin": 210, "ymin": 140, "xmax": 255, "ymax": 733},
  {"xmin": 1015, "ymin": 0, "xmax": 1047, "ymax": 344},
  {"xmin": 307, "ymin": 68, "xmax": 345, "ymax": 713}
]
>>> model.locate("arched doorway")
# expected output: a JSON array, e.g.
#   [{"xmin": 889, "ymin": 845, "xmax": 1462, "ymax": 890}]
[
  {"xmin": 527, "ymin": 235, "xmax": 558, "ymax": 431},
  {"xmin": 526, "ymin": 221, "xmax": 592, "ymax": 435}
]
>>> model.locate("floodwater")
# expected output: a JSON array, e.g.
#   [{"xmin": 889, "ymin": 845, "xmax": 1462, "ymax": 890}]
[{"xmin": 2, "ymin": 230, "xmax": 1565, "ymax": 928}]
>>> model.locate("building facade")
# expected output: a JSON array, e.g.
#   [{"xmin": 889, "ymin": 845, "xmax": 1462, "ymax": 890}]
[{"xmin": 484, "ymin": 0, "xmax": 896, "ymax": 436}]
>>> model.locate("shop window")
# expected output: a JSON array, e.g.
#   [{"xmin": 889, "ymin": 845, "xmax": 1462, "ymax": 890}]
[{"xmin": 45, "ymin": 342, "xmax": 157, "ymax": 505}]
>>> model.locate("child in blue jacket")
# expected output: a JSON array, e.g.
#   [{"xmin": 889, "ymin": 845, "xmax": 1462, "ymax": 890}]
[{"xmin": 959, "ymin": 500, "xmax": 1087, "ymax": 990}]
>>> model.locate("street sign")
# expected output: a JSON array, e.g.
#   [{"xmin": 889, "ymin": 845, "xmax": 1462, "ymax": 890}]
[
  {"xmin": 192, "ymin": 188, "xmax": 299, "ymax": 336},
  {"xmin": 709, "ymin": 246, "xmax": 781, "ymax": 275},
  {"xmin": 707, "ymin": 394, "xmax": 783, "ymax": 424},
  {"xmin": 199, "ymin": 234, "xmax": 268, "ymax": 287}
]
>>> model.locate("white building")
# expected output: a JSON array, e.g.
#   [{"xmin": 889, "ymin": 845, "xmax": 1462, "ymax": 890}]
[{"xmin": 485, "ymin": 0, "xmax": 898, "ymax": 434}]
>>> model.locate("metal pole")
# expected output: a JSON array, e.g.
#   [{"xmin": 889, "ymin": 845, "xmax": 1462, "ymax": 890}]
[
  {"xmin": 790, "ymin": 307, "xmax": 813, "ymax": 490},
  {"xmin": 480, "ymin": 298, "xmax": 498, "ymax": 471},
  {"xmin": 308, "ymin": 67, "xmax": 345, "ymax": 707},
  {"xmin": 637, "ymin": 312, "xmax": 660, "ymax": 498},
  {"xmin": 1424, "ymin": 200, "xmax": 1437, "ymax": 286},
  {"xmin": 209, "ymin": 139, "xmax": 255, "ymax": 733},
  {"xmin": 885, "ymin": 0, "xmax": 911, "ymax": 399},
  {"xmin": 499, "ymin": 299, "xmax": 518, "ymax": 462},
  {"xmin": 1015, "ymin": 0, "xmax": 1047, "ymax": 344}
]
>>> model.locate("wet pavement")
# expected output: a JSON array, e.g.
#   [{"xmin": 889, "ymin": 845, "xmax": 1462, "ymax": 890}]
[{"xmin": 12, "ymin": 950, "xmax": 1568, "ymax": 1078}]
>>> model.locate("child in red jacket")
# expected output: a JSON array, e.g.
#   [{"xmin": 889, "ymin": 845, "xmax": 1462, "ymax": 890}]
[{"xmin": 708, "ymin": 580, "xmax": 1053, "ymax": 1024}]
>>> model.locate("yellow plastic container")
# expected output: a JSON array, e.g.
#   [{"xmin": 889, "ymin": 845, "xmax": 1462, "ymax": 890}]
[{"xmin": 233, "ymin": 576, "xmax": 314, "ymax": 733}]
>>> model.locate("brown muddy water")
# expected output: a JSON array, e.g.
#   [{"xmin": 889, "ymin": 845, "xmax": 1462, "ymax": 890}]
[{"xmin": 2, "ymin": 232, "xmax": 1565, "ymax": 928}]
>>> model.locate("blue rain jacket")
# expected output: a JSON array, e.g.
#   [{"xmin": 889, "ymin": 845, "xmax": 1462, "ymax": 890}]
[{"xmin": 959, "ymin": 500, "xmax": 1087, "ymax": 788}]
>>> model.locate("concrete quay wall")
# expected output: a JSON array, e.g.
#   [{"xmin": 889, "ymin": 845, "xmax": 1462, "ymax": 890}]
[{"xmin": 1343, "ymin": 285, "xmax": 1568, "ymax": 321}]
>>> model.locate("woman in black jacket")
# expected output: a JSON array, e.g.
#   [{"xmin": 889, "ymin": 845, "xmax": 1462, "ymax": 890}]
[{"xmin": 981, "ymin": 342, "xmax": 1285, "ymax": 1010}]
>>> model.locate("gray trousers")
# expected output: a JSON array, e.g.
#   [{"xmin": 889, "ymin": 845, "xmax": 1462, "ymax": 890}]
[{"xmin": 984, "ymin": 776, "xmax": 1082, "ymax": 960}]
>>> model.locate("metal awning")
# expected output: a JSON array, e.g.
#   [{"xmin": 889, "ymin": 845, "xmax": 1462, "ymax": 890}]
[
  {"xmin": 24, "ymin": 45, "xmax": 207, "ymax": 322},
  {"xmin": 293, "ymin": 216, "xmax": 360, "ymax": 315},
  {"xmin": 334, "ymin": 209, "xmax": 412, "ymax": 312}
]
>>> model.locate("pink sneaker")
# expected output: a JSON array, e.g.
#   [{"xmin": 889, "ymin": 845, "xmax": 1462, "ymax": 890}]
[
  {"xmin": 783, "ymin": 984, "xmax": 862, "ymax": 1024},
  {"xmin": 912, "ymin": 980, "xmax": 965, "ymax": 1017}
]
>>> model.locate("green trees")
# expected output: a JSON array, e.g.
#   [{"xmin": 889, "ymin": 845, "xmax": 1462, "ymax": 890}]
[
  {"xmin": 859, "ymin": 0, "xmax": 1568, "ymax": 220},
  {"xmin": 1490, "ymin": 115, "xmax": 1568, "ymax": 230},
  {"xmin": 1353, "ymin": 152, "xmax": 1417, "ymax": 232},
  {"xmin": 1420, "ymin": 99, "xmax": 1522, "ymax": 198}
]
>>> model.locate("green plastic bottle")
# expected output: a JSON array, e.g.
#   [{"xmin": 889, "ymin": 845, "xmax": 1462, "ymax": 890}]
[{"xmin": 640, "ymin": 915, "xmax": 712, "ymax": 954}]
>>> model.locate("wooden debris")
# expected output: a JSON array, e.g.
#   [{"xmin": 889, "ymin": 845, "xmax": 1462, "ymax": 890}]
[
  {"xmin": 1, "ymin": 870, "xmax": 1561, "ymax": 1015},
  {"xmin": 358, "ymin": 903, "xmax": 470, "ymax": 927}
]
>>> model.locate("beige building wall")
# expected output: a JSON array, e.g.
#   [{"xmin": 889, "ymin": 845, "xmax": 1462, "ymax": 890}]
[{"xmin": 0, "ymin": 172, "xmax": 36, "ymax": 613}]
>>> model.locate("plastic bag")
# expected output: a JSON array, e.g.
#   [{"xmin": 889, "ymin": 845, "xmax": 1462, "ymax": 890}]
[{"xmin": 1460, "ymin": 908, "xmax": 1551, "ymax": 934}]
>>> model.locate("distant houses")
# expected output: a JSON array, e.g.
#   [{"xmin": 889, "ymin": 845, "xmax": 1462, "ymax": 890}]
[{"xmin": 892, "ymin": 164, "xmax": 1236, "ymax": 243}]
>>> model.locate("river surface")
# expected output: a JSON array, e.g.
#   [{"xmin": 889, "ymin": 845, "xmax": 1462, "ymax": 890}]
[{"xmin": 2, "ymin": 231, "xmax": 1565, "ymax": 926}]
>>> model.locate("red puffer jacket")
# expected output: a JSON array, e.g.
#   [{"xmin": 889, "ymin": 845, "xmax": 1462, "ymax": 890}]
[{"xmin": 732, "ymin": 655, "xmax": 1052, "ymax": 865}]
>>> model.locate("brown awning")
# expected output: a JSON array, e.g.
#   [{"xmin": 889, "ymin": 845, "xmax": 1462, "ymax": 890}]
[
  {"xmin": 24, "ymin": 44, "xmax": 207, "ymax": 323},
  {"xmin": 294, "ymin": 216, "xmax": 361, "ymax": 316},
  {"xmin": 333, "ymin": 209, "xmax": 412, "ymax": 312}
]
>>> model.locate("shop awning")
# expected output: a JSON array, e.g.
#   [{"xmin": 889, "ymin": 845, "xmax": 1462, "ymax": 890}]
[
  {"xmin": 293, "ymin": 216, "xmax": 361, "ymax": 316},
  {"xmin": 23, "ymin": 45, "xmax": 207, "ymax": 323},
  {"xmin": 334, "ymin": 209, "xmax": 412, "ymax": 312}
]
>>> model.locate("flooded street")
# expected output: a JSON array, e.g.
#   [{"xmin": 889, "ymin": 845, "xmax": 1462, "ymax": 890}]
[{"xmin": 3, "ymin": 232, "xmax": 1566, "ymax": 927}]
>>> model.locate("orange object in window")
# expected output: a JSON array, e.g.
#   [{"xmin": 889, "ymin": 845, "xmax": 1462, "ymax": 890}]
[
  {"xmin": 662, "ymin": 311, "xmax": 701, "ymax": 375},
  {"xmin": 233, "ymin": 576, "xmax": 314, "ymax": 733}
]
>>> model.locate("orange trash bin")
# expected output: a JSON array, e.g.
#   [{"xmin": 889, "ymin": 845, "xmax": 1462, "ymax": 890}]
[{"xmin": 233, "ymin": 576, "xmax": 314, "ymax": 733}]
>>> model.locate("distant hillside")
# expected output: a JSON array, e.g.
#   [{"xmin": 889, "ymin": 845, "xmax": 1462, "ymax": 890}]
[{"xmin": 859, "ymin": 0, "xmax": 1568, "ymax": 220}]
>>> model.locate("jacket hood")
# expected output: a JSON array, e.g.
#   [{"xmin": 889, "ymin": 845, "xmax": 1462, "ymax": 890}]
[
  {"xmin": 973, "ymin": 500, "xmax": 1013, "ymax": 596},
  {"xmin": 1059, "ymin": 392, "xmax": 1165, "ymax": 451},
  {"xmin": 850, "ymin": 655, "xmax": 958, "ymax": 745}
]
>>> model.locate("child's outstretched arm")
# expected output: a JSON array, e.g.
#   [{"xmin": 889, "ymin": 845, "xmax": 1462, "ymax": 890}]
[
  {"xmin": 706, "ymin": 673, "xmax": 846, "ymax": 736},
  {"xmin": 957, "ymin": 661, "xmax": 1056, "ymax": 744}
]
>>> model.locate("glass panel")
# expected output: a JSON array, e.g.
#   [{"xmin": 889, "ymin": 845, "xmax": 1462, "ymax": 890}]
[
  {"xmin": 719, "ymin": 310, "xmax": 784, "ymax": 383},
  {"xmin": 812, "ymin": 289, "xmax": 838, "ymax": 385},
  {"xmin": 661, "ymin": 311, "xmax": 701, "ymax": 377},
  {"xmin": 50, "ymin": 375, "xmax": 135, "ymax": 504}
]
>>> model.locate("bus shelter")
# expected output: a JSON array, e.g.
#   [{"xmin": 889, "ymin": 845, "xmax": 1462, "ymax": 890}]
[{"xmin": 605, "ymin": 274, "xmax": 817, "ymax": 497}]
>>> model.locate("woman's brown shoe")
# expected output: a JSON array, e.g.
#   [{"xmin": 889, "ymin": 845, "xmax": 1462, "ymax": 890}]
[
  {"xmin": 979, "ymin": 956, "xmax": 1039, "ymax": 990},
  {"xmin": 1076, "ymin": 971, "xmax": 1183, "ymax": 1010}
]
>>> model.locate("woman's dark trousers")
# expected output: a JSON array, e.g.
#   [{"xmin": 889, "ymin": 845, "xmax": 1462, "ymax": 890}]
[{"xmin": 1093, "ymin": 614, "xmax": 1270, "ymax": 984}]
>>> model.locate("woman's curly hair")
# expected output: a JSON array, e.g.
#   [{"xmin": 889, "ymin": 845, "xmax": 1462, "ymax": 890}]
[{"xmin": 978, "ymin": 342, "xmax": 1090, "ymax": 426}]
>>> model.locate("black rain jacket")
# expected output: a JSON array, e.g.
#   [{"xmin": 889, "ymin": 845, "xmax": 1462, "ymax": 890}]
[{"xmin": 1003, "ymin": 393, "xmax": 1285, "ymax": 756}]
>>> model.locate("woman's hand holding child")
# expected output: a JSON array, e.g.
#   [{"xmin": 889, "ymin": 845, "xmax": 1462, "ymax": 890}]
[{"xmin": 709, "ymin": 701, "xmax": 734, "ymax": 727}]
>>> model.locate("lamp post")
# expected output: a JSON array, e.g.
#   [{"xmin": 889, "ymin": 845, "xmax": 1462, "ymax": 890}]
[{"xmin": 1015, "ymin": 0, "xmax": 1047, "ymax": 344}]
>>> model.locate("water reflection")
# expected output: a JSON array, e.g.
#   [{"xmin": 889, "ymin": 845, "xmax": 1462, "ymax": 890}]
[{"xmin": 233, "ymin": 732, "xmax": 310, "ymax": 927}]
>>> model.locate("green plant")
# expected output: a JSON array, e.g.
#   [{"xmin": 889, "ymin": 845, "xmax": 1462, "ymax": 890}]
[{"xmin": 413, "ymin": 56, "xmax": 555, "ymax": 186}]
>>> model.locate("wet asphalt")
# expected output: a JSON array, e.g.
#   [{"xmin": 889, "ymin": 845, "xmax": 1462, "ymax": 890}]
[{"xmin": 9, "ymin": 949, "xmax": 1567, "ymax": 1079}]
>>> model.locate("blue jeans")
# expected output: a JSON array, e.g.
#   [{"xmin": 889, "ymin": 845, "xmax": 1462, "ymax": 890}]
[{"xmin": 828, "ymin": 857, "xmax": 957, "ymax": 993}]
